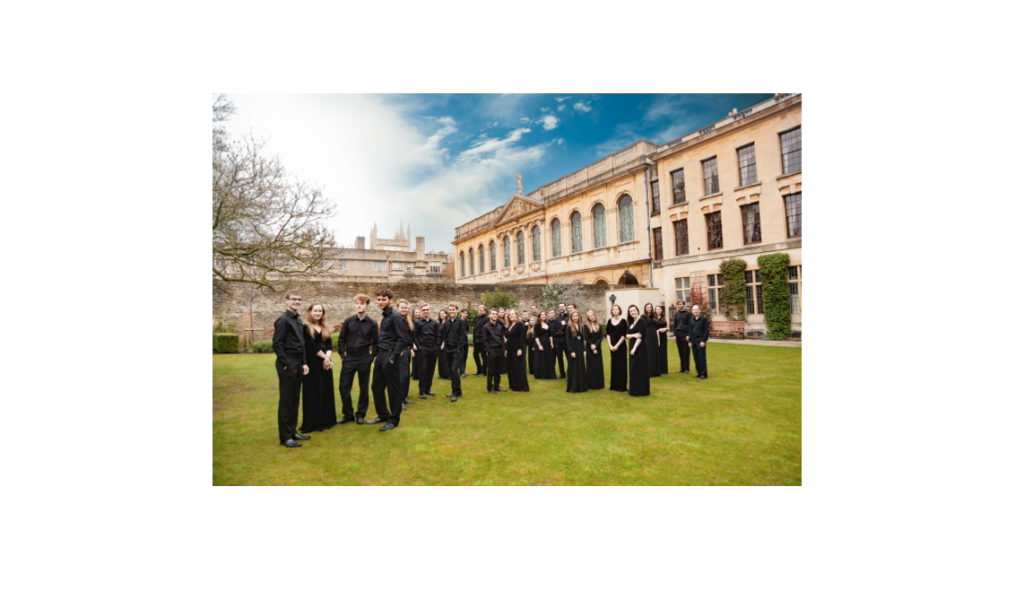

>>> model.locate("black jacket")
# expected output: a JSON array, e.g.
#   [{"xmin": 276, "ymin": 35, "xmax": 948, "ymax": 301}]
[
  {"xmin": 378, "ymin": 305, "xmax": 413, "ymax": 361},
  {"xmin": 444, "ymin": 317, "xmax": 468, "ymax": 351},
  {"xmin": 673, "ymin": 310, "xmax": 692, "ymax": 335},
  {"xmin": 272, "ymin": 310, "xmax": 305, "ymax": 365},
  {"xmin": 689, "ymin": 314, "xmax": 709, "ymax": 345},
  {"xmin": 483, "ymin": 320, "xmax": 506, "ymax": 353},
  {"xmin": 413, "ymin": 318, "xmax": 439, "ymax": 353},
  {"xmin": 553, "ymin": 313, "xmax": 569, "ymax": 340}
]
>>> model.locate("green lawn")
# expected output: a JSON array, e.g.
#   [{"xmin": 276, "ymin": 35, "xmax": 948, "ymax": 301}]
[{"xmin": 213, "ymin": 343, "xmax": 801, "ymax": 485}]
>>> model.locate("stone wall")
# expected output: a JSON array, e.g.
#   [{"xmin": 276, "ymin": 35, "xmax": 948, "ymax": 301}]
[{"xmin": 213, "ymin": 280, "xmax": 613, "ymax": 343}]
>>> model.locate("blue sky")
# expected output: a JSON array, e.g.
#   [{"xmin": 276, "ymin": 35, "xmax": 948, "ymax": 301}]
[{"xmin": 220, "ymin": 93, "xmax": 773, "ymax": 253}]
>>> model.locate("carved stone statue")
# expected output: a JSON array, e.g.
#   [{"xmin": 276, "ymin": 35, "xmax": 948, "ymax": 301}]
[{"xmin": 516, "ymin": 172, "xmax": 523, "ymax": 195}]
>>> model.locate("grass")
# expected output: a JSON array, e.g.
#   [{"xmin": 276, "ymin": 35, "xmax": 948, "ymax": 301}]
[{"xmin": 213, "ymin": 343, "xmax": 801, "ymax": 485}]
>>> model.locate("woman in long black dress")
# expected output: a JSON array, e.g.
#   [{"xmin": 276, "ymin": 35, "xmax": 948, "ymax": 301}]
[
  {"xmin": 626, "ymin": 304, "xmax": 650, "ymax": 397},
  {"xmin": 526, "ymin": 316, "xmax": 537, "ymax": 377},
  {"xmin": 655, "ymin": 305, "xmax": 670, "ymax": 375},
  {"xmin": 606, "ymin": 304, "xmax": 628, "ymax": 392},
  {"xmin": 437, "ymin": 309, "xmax": 451, "ymax": 380},
  {"xmin": 505, "ymin": 310, "xmax": 530, "ymax": 391},
  {"xmin": 533, "ymin": 311, "xmax": 556, "ymax": 379},
  {"xmin": 583, "ymin": 310, "xmax": 604, "ymax": 390},
  {"xmin": 565, "ymin": 310, "xmax": 588, "ymax": 392},
  {"xmin": 300, "ymin": 302, "xmax": 337, "ymax": 432},
  {"xmin": 643, "ymin": 303, "xmax": 662, "ymax": 377}
]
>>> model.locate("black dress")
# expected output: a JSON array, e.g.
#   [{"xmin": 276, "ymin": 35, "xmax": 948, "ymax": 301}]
[
  {"xmin": 438, "ymin": 320, "xmax": 451, "ymax": 379},
  {"xmin": 657, "ymin": 319, "xmax": 669, "ymax": 375},
  {"xmin": 645, "ymin": 315, "xmax": 662, "ymax": 377},
  {"xmin": 505, "ymin": 321, "xmax": 530, "ymax": 392},
  {"xmin": 533, "ymin": 323, "xmax": 556, "ymax": 379},
  {"xmin": 626, "ymin": 317, "xmax": 650, "ymax": 396},
  {"xmin": 300, "ymin": 327, "xmax": 337, "ymax": 432},
  {"xmin": 527, "ymin": 326, "xmax": 536, "ymax": 376},
  {"xmin": 565, "ymin": 326, "xmax": 587, "ymax": 392},
  {"xmin": 606, "ymin": 318, "xmax": 628, "ymax": 392},
  {"xmin": 583, "ymin": 325, "xmax": 604, "ymax": 390}
]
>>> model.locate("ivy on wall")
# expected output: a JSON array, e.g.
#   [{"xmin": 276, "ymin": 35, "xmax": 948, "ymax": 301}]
[
  {"xmin": 719, "ymin": 258, "xmax": 747, "ymax": 321},
  {"xmin": 756, "ymin": 252, "xmax": 791, "ymax": 339}
]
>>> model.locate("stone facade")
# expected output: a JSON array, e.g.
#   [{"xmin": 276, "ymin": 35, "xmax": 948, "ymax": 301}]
[
  {"xmin": 214, "ymin": 280, "xmax": 613, "ymax": 345},
  {"xmin": 312, "ymin": 225, "xmax": 450, "ymax": 283}
]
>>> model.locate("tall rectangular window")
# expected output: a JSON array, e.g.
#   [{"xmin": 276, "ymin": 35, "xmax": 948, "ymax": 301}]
[
  {"xmin": 650, "ymin": 180, "xmax": 660, "ymax": 215},
  {"xmin": 675, "ymin": 277, "xmax": 691, "ymax": 306},
  {"xmin": 652, "ymin": 227, "xmax": 663, "ymax": 261},
  {"xmin": 745, "ymin": 270, "xmax": 764, "ymax": 315},
  {"xmin": 741, "ymin": 202, "xmax": 761, "ymax": 244},
  {"xmin": 671, "ymin": 168, "xmax": 686, "ymax": 204},
  {"xmin": 781, "ymin": 127, "xmax": 801, "ymax": 174},
  {"xmin": 788, "ymin": 265, "xmax": 802, "ymax": 314},
  {"xmin": 737, "ymin": 143, "xmax": 757, "ymax": 186},
  {"xmin": 705, "ymin": 211, "xmax": 722, "ymax": 250},
  {"xmin": 706, "ymin": 273, "xmax": 723, "ymax": 315},
  {"xmin": 785, "ymin": 192, "xmax": 802, "ymax": 237},
  {"xmin": 673, "ymin": 219, "xmax": 688, "ymax": 256},
  {"xmin": 702, "ymin": 157, "xmax": 719, "ymax": 195}
]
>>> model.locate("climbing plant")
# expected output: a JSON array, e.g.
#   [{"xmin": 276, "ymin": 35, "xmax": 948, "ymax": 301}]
[
  {"xmin": 688, "ymin": 284, "xmax": 711, "ymax": 320},
  {"xmin": 719, "ymin": 258, "xmax": 747, "ymax": 321},
  {"xmin": 756, "ymin": 252, "xmax": 791, "ymax": 339}
]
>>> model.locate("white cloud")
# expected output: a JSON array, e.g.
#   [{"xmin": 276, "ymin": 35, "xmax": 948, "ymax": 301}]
[
  {"xmin": 540, "ymin": 114, "xmax": 558, "ymax": 131},
  {"xmin": 573, "ymin": 100, "xmax": 592, "ymax": 113},
  {"xmin": 520, "ymin": 116, "xmax": 531, "ymax": 122},
  {"xmin": 555, "ymin": 96, "xmax": 572, "ymax": 102},
  {"xmin": 557, "ymin": 104, "xmax": 565, "ymax": 111}
]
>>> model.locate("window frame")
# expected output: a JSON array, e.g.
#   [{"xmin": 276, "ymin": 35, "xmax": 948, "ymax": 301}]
[
  {"xmin": 516, "ymin": 230, "xmax": 525, "ymax": 265},
  {"xmin": 784, "ymin": 192, "xmax": 802, "ymax": 238},
  {"xmin": 737, "ymin": 143, "xmax": 757, "ymax": 186},
  {"xmin": 592, "ymin": 203, "xmax": 607, "ymax": 248},
  {"xmin": 503, "ymin": 235, "xmax": 511, "ymax": 268},
  {"xmin": 702, "ymin": 156, "xmax": 719, "ymax": 195},
  {"xmin": 551, "ymin": 218, "xmax": 562, "ymax": 257},
  {"xmin": 652, "ymin": 227, "xmax": 663, "ymax": 261},
  {"xmin": 650, "ymin": 180, "xmax": 660, "ymax": 215},
  {"xmin": 670, "ymin": 168, "xmax": 686, "ymax": 204},
  {"xmin": 741, "ymin": 202, "xmax": 762, "ymax": 245},
  {"xmin": 570, "ymin": 211, "xmax": 583, "ymax": 253},
  {"xmin": 673, "ymin": 218, "xmax": 688, "ymax": 256},
  {"xmin": 705, "ymin": 211, "xmax": 723, "ymax": 250},
  {"xmin": 617, "ymin": 194, "xmax": 634, "ymax": 242},
  {"xmin": 780, "ymin": 126, "xmax": 802, "ymax": 174},
  {"xmin": 531, "ymin": 225, "xmax": 541, "ymax": 261}
]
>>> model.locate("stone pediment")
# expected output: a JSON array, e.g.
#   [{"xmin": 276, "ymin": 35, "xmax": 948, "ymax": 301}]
[{"xmin": 494, "ymin": 194, "xmax": 541, "ymax": 227}]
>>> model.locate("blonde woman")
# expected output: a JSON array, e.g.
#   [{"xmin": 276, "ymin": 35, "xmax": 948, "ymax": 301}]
[
  {"xmin": 300, "ymin": 302, "xmax": 337, "ymax": 432},
  {"xmin": 564, "ymin": 310, "xmax": 587, "ymax": 393},
  {"xmin": 584, "ymin": 310, "xmax": 604, "ymax": 390},
  {"xmin": 505, "ymin": 309, "xmax": 529, "ymax": 392},
  {"xmin": 605, "ymin": 304, "xmax": 628, "ymax": 392},
  {"xmin": 532, "ymin": 311, "xmax": 556, "ymax": 379}
]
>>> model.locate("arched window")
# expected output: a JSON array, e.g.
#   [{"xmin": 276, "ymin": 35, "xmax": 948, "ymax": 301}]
[
  {"xmin": 489, "ymin": 241, "xmax": 496, "ymax": 271},
  {"xmin": 570, "ymin": 211, "xmax": 583, "ymax": 253},
  {"xmin": 592, "ymin": 203, "xmax": 607, "ymax": 248},
  {"xmin": 551, "ymin": 219, "xmax": 562, "ymax": 257},
  {"xmin": 503, "ymin": 235, "xmax": 511, "ymax": 267},
  {"xmin": 469, "ymin": 248, "xmax": 474, "ymax": 275},
  {"xmin": 532, "ymin": 225, "xmax": 541, "ymax": 261},
  {"xmin": 516, "ymin": 231, "xmax": 525, "ymax": 265},
  {"xmin": 479, "ymin": 245, "xmax": 485, "ymax": 272},
  {"xmin": 460, "ymin": 251, "xmax": 465, "ymax": 277},
  {"xmin": 618, "ymin": 194, "xmax": 634, "ymax": 242}
]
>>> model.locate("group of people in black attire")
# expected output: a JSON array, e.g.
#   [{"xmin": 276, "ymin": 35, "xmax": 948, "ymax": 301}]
[{"xmin": 272, "ymin": 288, "xmax": 709, "ymax": 448}]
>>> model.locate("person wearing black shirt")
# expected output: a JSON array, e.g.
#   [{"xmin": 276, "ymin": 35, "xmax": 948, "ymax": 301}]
[
  {"xmin": 414, "ymin": 303, "xmax": 439, "ymax": 399},
  {"xmin": 440, "ymin": 303, "xmax": 468, "ymax": 401},
  {"xmin": 671, "ymin": 300, "xmax": 692, "ymax": 374},
  {"xmin": 410, "ymin": 308, "xmax": 421, "ymax": 381},
  {"xmin": 552, "ymin": 302, "xmax": 568, "ymax": 379},
  {"xmin": 437, "ymin": 310, "xmax": 451, "ymax": 380},
  {"xmin": 472, "ymin": 304, "xmax": 487, "ymax": 376},
  {"xmin": 687, "ymin": 304, "xmax": 709, "ymax": 379},
  {"xmin": 369, "ymin": 289, "xmax": 413, "ymax": 431},
  {"xmin": 336, "ymin": 294, "xmax": 378, "ymax": 425},
  {"xmin": 272, "ymin": 290, "xmax": 311, "ymax": 447},
  {"xmin": 483, "ymin": 308, "xmax": 507, "ymax": 393}
]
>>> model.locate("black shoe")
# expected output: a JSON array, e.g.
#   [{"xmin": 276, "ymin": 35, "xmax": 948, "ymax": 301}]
[
  {"xmin": 356, "ymin": 416, "xmax": 365, "ymax": 424},
  {"xmin": 675, "ymin": 370, "xmax": 685, "ymax": 373},
  {"xmin": 402, "ymin": 403, "xmax": 407, "ymax": 410},
  {"xmin": 427, "ymin": 391, "xmax": 436, "ymax": 396},
  {"xmin": 292, "ymin": 433, "xmax": 311, "ymax": 441},
  {"xmin": 559, "ymin": 374, "xmax": 566, "ymax": 379},
  {"xmin": 337, "ymin": 416, "xmax": 355, "ymax": 424},
  {"xmin": 450, "ymin": 395, "xmax": 458, "ymax": 402},
  {"xmin": 281, "ymin": 439, "xmax": 301, "ymax": 447},
  {"xmin": 460, "ymin": 373, "xmax": 468, "ymax": 378},
  {"xmin": 496, "ymin": 388, "xmax": 507, "ymax": 392},
  {"xmin": 692, "ymin": 373, "xmax": 700, "ymax": 378},
  {"xmin": 379, "ymin": 423, "xmax": 397, "ymax": 431},
  {"xmin": 419, "ymin": 393, "xmax": 426, "ymax": 399},
  {"xmin": 404, "ymin": 397, "xmax": 414, "ymax": 404},
  {"xmin": 366, "ymin": 417, "xmax": 384, "ymax": 424},
  {"xmin": 487, "ymin": 389, "xmax": 495, "ymax": 393},
  {"xmin": 698, "ymin": 375, "xmax": 707, "ymax": 379}
]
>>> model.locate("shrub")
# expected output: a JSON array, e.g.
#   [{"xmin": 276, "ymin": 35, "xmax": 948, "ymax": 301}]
[
  {"xmin": 252, "ymin": 339, "xmax": 274, "ymax": 353},
  {"xmin": 719, "ymin": 258, "xmax": 747, "ymax": 321},
  {"xmin": 213, "ymin": 333, "xmax": 240, "ymax": 353},
  {"xmin": 756, "ymin": 252, "xmax": 791, "ymax": 339},
  {"xmin": 331, "ymin": 332, "xmax": 339, "ymax": 351},
  {"xmin": 480, "ymin": 287, "xmax": 519, "ymax": 311}
]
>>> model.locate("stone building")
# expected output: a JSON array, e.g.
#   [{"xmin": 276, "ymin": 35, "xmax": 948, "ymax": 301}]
[
  {"xmin": 452, "ymin": 93, "xmax": 801, "ymax": 335},
  {"xmin": 312, "ymin": 223, "xmax": 451, "ymax": 282}
]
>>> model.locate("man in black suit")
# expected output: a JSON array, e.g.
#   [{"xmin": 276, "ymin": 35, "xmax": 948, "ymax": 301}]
[
  {"xmin": 369, "ymin": 288, "xmax": 413, "ymax": 431},
  {"xmin": 671, "ymin": 299, "xmax": 692, "ymax": 374},
  {"xmin": 552, "ymin": 302, "xmax": 568, "ymax": 379},
  {"xmin": 414, "ymin": 303, "xmax": 439, "ymax": 399},
  {"xmin": 472, "ymin": 304, "xmax": 487, "ymax": 376},
  {"xmin": 272, "ymin": 289, "xmax": 311, "ymax": 448},
  {"xmin": 459, "ymin": 309, "xmax": 470, "ymax": 377},
  {"xmin": 336, "ymin": 294, "xmax": 379, "ymax": 425},
  {"xmin": 483, "ymin": 308, "xmax": 507, "ymax": 393},
  {"xmin": 440, "ymin": 303, "xmax": 468, "ymax": 401},
  {"xmin": 687, "ymin": 304, "xmax": 709, "ymax": 379}
]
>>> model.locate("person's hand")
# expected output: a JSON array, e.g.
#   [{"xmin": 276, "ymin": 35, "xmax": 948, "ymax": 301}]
[
  {"xmin": 411, "ymin": 350, "xmax": 416, "ymax": 358},
  {"xmin": 570, "ymin": 352, "xmax": 576, "ymax": 358},
  {"xmin": 322, "ymin": 359, "xmax": 331, "ymax": 370},
  {"xmin": 440, "ymin": 343, "xmax": 445, "ymax": 350},
  {"xmin": 504, "ymin": 351, "xmax": 508, "ymax": 357},
  {"xmin": 700, "ymin": 342, "xmax": 705, "ymax": 348},
  {"xmin": 302, "ymin": 365, "xmax": 309, "ymax": 375},
  {"xmin": 517, "ymin": 349, "xmax": 522, "ymax": 356},
  {"xmin": 538, "ymin": 345, "xmax": 544, "ymax": 351}
]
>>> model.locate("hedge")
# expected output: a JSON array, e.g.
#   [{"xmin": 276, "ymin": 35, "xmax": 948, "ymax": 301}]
[
  {"xmin": 213, "ymin": 333, "xmax": 240, "ymax": 353},
  {"xmin": 756, "ymin": 252, "xmax": 791, "ymax": 339},
  {"xmin": 253, "ymin": 339, "xmax": 273, "ymax": 353}
]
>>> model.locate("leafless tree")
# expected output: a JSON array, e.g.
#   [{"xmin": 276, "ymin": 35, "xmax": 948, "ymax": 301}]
[{"xmin": 212, "ymin": 94, "xmax": 338, "ymax": 291}]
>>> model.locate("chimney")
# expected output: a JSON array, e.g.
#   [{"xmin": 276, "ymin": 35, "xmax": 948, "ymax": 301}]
[
  {"xmin": 416, "ymin": 236, "xmax": 425, "ymax": 261},
  {"xmin": 355, "ymin": 236, "xmax": 365, "ymax": 250}
]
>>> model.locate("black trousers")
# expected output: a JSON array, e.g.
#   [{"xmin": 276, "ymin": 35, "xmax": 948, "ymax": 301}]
[
  {"xmin": 553, "ymin": 339, "xmax": 567, "ymax": 376},
  {"xmin": 398, "ymin": 350, "xmax": 411, "ymax": 399},
  {"xmin": 449, "ymin": 348, "xmax": 464, "ymax": 396},
  {"xmin": 371, "ymin": 350, "xmax": 403, "ymax": 425},
  {"xmin": 418, "ymin": 350, "xmax": 437, "ymax": 395},
  {"xmin": 674, "ymin": 331, "xmax": 691, "ymax": 372},
  {"xmin": 692, "ymin": 341, "xmax": 708, "ymax": 377},
  {"xmin": 338, "ymin": 353, "xmax": 371, "ymax": 419},
  {"xmin": 487, "ymin": 350, "xmax": 503, "ymax": 391},
  {"xmin": 460, "ymin": 352, "xmax": 467, "ymax": 375},
  {"xmin": 473, "ymin": 343, "xmax": 486, "ymax": 374},
  {"xmin": 276, "ymin": 355, "xmax": 302, "ymax": 443}
]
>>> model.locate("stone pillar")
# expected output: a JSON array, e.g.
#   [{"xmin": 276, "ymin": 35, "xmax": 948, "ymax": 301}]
[{"xmin": 355, "ymin": 236, "xmax": 365, "ymax": 250}]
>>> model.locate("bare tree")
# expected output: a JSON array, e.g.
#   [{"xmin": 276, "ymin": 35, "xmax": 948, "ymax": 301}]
[{"xmin": 212, "ymin": 94, "xmax": 338, "ymax": 291}]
